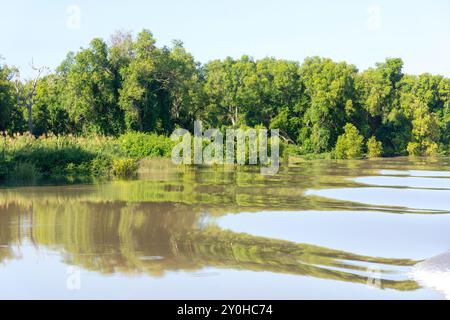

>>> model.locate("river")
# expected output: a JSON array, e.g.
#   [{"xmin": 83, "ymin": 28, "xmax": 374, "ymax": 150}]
[{"xmin": 1, "ymin": 157, "xmax": 449, "ymax": 299}]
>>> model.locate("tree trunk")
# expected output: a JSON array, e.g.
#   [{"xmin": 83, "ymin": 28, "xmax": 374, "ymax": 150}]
[
  {"xmin": 138, "ymin": 109, "xmax": 143, "ymax": 131},
  {"xmin": 27, "ymin": 104, "xmax": 33, "ymax": 135}
]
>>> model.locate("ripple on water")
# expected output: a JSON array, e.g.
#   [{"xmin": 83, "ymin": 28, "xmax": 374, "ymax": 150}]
[
  {"xmin": 306, "ymin": 169, "xmax": 450, "ymax": 213},
  {"xmin": 217, "ymin": 210, "xmax": 450, "ymax": 260},
  {"xmin": 379, "ymin": 169, "xmax": 450, "ymax": 178},
  {"xmin": 305, "ymin": 187, "xmax": 450, "ymax": 212},
  {"xmin": 354, "ymin": 176, "xmax": 450, "ymax": 190}
]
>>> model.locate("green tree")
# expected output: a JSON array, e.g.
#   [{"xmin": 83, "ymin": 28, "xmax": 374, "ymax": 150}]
[
  {"xmin": 257, "ymin": 58, "xmax": 306, "ymax": 141},
  {"xmin": 64, "ymin": 38, "xmax": 123, "ymax": 135},
  {"xmin": 300, "ymin": 57, "xmax": 358, "ymax": 153},
  {"xmin": 32, "ymin": 75, "xmax": 71, "ymax": 135},
  {"xmin": 156, "ymin": 40, "xmax": 204, "ymax": 129},
  {"xmin": 367, "ymin": 136, "xmax": 383, "ymax": 158},
  {"xmin": 204, "ymin": 56, "xmax": 258, "ymax": 127},
  {"xmin": 2, "ymin": 29, "xmax": 450, "ymax": 158},
  {"xmin": 437, "ymin": 78, "xmax": 450, "ymax": 149},
  {"xmin": 356, "ymin": 58, "xmax": 405, "ymax": 155},
  {"xmin": 335, "ymin": 123, "xmax": 364, "ymax": 159},
  {"xmin": 119, "ymin": 30, "xmax": 170, "ymax": 133},
  {"xmin": 0, "ymin": 61, "xmax": 20, "ymax": 132},
  {"xmin": 407, "ymin": 101, "xmax": 440, "ymax": 156}
]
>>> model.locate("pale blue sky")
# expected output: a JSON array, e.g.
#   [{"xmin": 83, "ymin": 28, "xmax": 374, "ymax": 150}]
[{"xmin": 1, "ymin": 0, "xmax": 449, "ymax": 78}]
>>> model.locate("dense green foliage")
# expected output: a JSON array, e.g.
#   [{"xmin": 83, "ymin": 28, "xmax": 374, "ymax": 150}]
[
  {"xmin": 118, "ymin": 131, "xmax": 174, "ymax": 158},
  {"xmin": 366, "ymin": 136, "xmax": 383, "ymax": 158},
  {"xmin": 335, "ymin": 124, "xmax": 364, "ymax": 159},
  {"xmin": 1, "ymin": 30, "xmax": 450, "ymax": 161},
  {"xmin": 0, "ymin": 132, "xmax": 171, "ymax": 184}
]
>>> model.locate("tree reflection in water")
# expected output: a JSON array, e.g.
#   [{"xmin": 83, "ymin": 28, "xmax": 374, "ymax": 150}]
[
  {"xmin": 0, "ymin": 199, "xmax": 419, "ymax": 291},
  {"xmin": 3, "ymin": 158, "xmax": 450, "ymax": 294}
]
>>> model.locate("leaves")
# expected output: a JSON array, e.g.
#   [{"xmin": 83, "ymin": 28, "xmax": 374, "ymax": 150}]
[
  {"xmin": 0, "ymin": 30, "xmax": 449, "ymax": 157},
  {"xmin": 335, "ymin": 124, "xmax": 364, "ymax": 159}
]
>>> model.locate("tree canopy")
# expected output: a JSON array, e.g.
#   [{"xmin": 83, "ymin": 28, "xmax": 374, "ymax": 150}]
[{"xmin": 1, "ymin": 30, "xmax": 449, "ymax": 157}]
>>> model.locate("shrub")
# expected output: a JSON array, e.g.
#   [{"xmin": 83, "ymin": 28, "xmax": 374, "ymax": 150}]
[
  {"xmin": 90, "ymin": 156, "xmax": 113, "ymax": 178},
  {"xmin": 284, "ymin": 144, "xmax": 302, "ymax": 156},
  {"xmin": 13, "ymin": 146, "xmax": 95, "ymax": 174},
  {"xmin": 111, "ymin": 158, "xmax": 139, "ymax": 179},
  {"xmin": 367, "ymin": 136, "xmax": 383, "ymax": 158},
  {"xmin": 0, "ymin": 133, "xmax": 127, "ymax": 184},
  {"xmin": 335, "ymin": 123, "xmax": 364, "ymax": 159},
  {"xmin": 0, "ymin": 159, "xmax": 7, "ymax": 181},
  {"xmin": 407, "ymin": 141, "xmax": 438, "ymax": 156},
  {"xmin": 8, "ymin": 162, "xmax": 40, "ymax": 184},
  {"xmin": 118, "ymin": 132, "xmax": 175, "ymax": 159},
  {"xmin": 407, "ymin": 105, "xmax": 440, "ymax": 156}
]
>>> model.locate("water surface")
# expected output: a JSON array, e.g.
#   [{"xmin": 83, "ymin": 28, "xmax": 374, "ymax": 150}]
[{"xmin": 1, "ymin": 157, "xmax": 449, "ymax": 299}]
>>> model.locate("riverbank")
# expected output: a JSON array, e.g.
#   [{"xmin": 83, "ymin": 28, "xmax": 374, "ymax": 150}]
[
  {"xmin": 1, "ymin": 131, "xmax": 288, "ymax": 185},
  {"xmin": 1, "ymin": 131, "xmax": 446, "ymax": 186},
  {"xmin": 0, "ymin": 132, "xmax": 174, "ymax": 185}
]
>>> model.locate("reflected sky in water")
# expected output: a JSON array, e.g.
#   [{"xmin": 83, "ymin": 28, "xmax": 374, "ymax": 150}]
[{"xmin": 217, "ymin": 211, "xmax": 450, "ymax": 260}]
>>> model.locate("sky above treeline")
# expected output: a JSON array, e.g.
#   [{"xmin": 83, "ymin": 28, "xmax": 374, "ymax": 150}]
[{"xmin": 1, "ymin": 0, "xmax": 449, "ymax": 78}]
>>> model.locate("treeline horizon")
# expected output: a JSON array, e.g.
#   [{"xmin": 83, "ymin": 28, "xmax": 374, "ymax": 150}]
[{"xmin": 1, "ymin": 29, "xmax": 449, "ymax": 157}]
